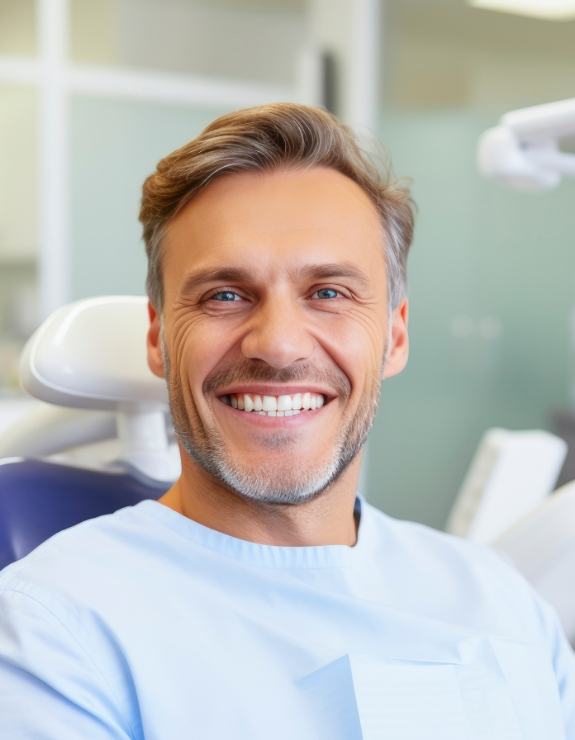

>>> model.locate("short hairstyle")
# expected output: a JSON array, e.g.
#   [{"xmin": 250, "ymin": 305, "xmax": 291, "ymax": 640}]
[{"xmin": 139, "ymin": 103, "xmax": 415, "ymax": 311}]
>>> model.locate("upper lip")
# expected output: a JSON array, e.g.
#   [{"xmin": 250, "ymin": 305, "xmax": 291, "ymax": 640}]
[{"xmin": 216, "ymin": 384, "xmax": 336, "ymax": 400}]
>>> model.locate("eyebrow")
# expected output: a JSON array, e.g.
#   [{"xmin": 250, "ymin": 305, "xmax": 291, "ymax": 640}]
[
  {"xmin": 180, "ymin": 268, "xmax": 250, "ymax": 296},
  {"xmin": 179, "ymin": 262, "xmax": 372, "ymax": 296},
  {"xmin": 297, "ymin": 263, "xmax": 371, "ymax": 289}
]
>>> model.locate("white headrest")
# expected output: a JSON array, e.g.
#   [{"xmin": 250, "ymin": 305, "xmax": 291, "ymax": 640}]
[
  {"xmin": 494, "ymin": 481, "xmax": 575, "ymax": 645},
  {"xmin": 20, "ymin": 296, "xmax": 168, "ymax": 411}
]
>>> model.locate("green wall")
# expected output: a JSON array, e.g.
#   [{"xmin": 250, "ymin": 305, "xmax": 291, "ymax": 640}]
[{"xmin": 366, "ymin": 110, "xmax": 575, "ymax": 529}]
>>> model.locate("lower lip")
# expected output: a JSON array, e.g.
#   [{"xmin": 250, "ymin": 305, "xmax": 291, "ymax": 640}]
[{"xmin": 216, "ymin": 399, "xmax": 329, "ymax": 427}]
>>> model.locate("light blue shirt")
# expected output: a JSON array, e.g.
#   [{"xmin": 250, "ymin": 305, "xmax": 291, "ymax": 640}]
[{"xmin": 0, "ymin": 496, "xmax": 573, "ymax": 739}]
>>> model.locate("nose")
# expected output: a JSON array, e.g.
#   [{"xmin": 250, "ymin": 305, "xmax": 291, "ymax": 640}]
[{"xmin": 240, "ymin": 296, "xmax": 314, "ymax": 369}]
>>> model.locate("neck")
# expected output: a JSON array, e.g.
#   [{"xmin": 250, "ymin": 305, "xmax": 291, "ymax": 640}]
[{"xmin": 158, "ymin": 454, "xmax": 362, "ymax": 547}]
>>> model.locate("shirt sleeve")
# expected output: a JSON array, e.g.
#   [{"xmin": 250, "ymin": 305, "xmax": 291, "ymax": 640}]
[{"xmin": 0, "ymin": 587, "xmax": 137, "ymax": 739}]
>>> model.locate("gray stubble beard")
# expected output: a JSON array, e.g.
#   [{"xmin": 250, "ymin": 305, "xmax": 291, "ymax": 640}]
[{"xmin": 161, "ymin": 331, "xmax": 385, "ymax": 506}]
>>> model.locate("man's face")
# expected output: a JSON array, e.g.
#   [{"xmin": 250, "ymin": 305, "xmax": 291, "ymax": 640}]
[{"xmin": 147, "ymin": 167, "xmax": 408, "ymax": 505}]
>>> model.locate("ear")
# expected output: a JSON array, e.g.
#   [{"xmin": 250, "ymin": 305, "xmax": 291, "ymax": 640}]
[
  {"xmin": 146, "ymin": 301, "xmax": 165, "ymax": 379},
  {"xmin": 382, "ymin": 299, "xmax": 409, "ymax": 380}
]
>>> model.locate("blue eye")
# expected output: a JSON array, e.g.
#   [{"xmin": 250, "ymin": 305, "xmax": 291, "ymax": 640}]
[
  {"xmin": 314, "ymin": 288, "xmax": 339, "ymax": 299},
  {"xmin": 211, "ymin": 290, "xmax": 241, "ymax": 302}
]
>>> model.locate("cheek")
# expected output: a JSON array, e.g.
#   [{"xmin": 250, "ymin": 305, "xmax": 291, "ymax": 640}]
[
  {"xmin": 320, "ymin": 310, "xmax": 386, "ymax": 383},
  {"xmin": 169, "ymin": 314, "xmax": 211, "ymax": 394},
  {"xmin": 169, "ymin": 310, "xmax": 237, "ymax": 400}
]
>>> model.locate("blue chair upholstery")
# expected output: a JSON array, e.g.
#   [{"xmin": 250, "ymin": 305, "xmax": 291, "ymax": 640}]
[{"xmin": 0, "ymin": 459, "xmax": 167, "ymax": 570}]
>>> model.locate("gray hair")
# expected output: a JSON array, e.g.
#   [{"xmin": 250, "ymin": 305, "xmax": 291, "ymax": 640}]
[{"xmin": 139, "ymin": 103, "xmax": 415, "ymax": 310}]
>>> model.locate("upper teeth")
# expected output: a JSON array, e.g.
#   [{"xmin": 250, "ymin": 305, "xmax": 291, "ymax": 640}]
[{"xmin": 225, "ymin": 393, "xmax": 325, "ymax": 412}]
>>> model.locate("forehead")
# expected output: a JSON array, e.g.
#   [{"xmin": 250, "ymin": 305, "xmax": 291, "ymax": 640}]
[{"xmin": 163, "ymin": 166, "xmax": 385, "ymax": 279}]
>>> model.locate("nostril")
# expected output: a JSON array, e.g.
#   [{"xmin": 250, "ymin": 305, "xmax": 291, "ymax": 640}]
[{"xmin": 240, "ymin": 320, "xmax": 314, "ymax": 367}]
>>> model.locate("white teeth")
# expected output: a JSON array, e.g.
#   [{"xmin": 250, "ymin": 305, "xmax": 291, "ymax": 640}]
[
  {"xmin": 225, "ymin": 392, "xmax": 325, "ymax": 415},
  {"xmin": 277, "ymin": 395, "xmax": 292, "ymax": 412},
  {"xmin": 262, "ymin": 395, "xmax": 277, "ymax": 412}
]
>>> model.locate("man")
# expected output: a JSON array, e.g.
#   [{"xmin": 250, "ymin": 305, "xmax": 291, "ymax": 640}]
[{"xmin": 0, "ymin": 104, "xmax": 573, "ymax": 739}]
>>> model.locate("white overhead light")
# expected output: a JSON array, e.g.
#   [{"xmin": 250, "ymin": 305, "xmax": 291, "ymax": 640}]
[{"xmin": 469, "ymin": 0, "xmax": 575, "ymax": 20}]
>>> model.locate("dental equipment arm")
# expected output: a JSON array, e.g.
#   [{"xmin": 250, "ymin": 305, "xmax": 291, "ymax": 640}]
[{"xmin": 478, "ymin": 97, "xmax": 575, "ymax": 190}]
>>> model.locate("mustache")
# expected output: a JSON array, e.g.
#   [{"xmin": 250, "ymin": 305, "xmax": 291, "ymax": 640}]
[{"xmin": 203, "ymin": 361, "xmax": 351, "ymax": 398}]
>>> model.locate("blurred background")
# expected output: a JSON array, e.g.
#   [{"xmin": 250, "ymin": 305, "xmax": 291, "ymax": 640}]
[{"xmin": 1, "ymin": 0, "xmax": 574, "ymax": 529}]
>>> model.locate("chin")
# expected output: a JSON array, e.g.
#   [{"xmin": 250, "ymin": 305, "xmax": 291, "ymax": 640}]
[{"xmin": 211, "ymin": 451, "xmax": 353, "ymax": 507}]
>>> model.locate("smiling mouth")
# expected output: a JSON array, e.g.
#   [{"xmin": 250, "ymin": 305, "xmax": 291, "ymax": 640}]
[{"xmin": 219, "ymin": 392, "xmax": 327, "ymax": 417}]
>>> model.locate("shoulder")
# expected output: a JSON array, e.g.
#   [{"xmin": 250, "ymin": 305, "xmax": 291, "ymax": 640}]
[
  {"xmin": 0, "ymin": 505, "xmax": 148, "ymax": 738},
  {"xmin": 364, "ymin": 497, "xmax": 517, "ymax": 575},
  {"xmin": 0, "ymin": 501, "xmax": 157, "ymax": 613},
  {"xmin": 364, "ymin": 498, "xmax": 517, "ymax": 570},
  {"xmin": 362, "ymin": 500, "xmax": 550, "ymax": 639}
]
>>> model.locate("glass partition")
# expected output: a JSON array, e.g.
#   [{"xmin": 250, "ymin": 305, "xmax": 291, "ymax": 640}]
[
  {"xmin": 0, "ymin": 85, "xmax": 38, "ymax": 394},
  {"xmin": 69, "ymin": 0, "xmax": 307, "ymax": 85},
  {"xmin": 69, "ymin": 96, "xmax": 228, "ymax": 299},
  {"xmin": 0, "ymin": 0, "xmax": 36, "ymax": 56}
]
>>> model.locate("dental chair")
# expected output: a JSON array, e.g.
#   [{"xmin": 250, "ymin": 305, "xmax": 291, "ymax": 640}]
[
  {"xmin": 493, "ymin": 481, "xmax": 575, "ymax": 646},
  {"xmin": 0, "ymin": 296, "xmax": 180, "ymax": 570},
  {"xmin": 447, "ymin": 427, "xmax": 575, "ymax": 647}
]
